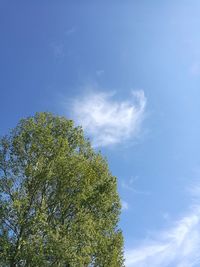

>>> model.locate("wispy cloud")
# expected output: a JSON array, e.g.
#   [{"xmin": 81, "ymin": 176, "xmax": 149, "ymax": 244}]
[
  {"xmin": 121, "ymin": 200, "xmax": 129, "ymax": 211},
  {"xmin": 188, "ymin": 184, "xmax": 200, "ymax": 199},
  {"xmin": 65, "ymin": 27, "xmax": 76, "ymax": 36},
  {"xmin": 96, "ymin": 70, "xmax": 104, "ymax": 76},
  {"xmin": 125, "ymin": 207, "xmax": 200, "ymax": 267},
  {"xmin": 121, "ymin": 176, "xmax": 150, "ymax": 195},
  {"xmin": 50, "ymin": 27, "xmax": 75, "ymax": 58},
  {"xmin": 190, "ymin": 62, "xmax": 200, "ymax": 76},
  {"xmin": 70, "ymin": 90, "xmax": 146, "ymax": 147},
  {"xmin": 50, "ymin": 42, "xmax": 65, "ymax": 58}
]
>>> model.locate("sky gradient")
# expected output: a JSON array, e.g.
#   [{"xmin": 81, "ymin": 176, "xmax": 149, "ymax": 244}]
[{"xmin": 1, "ymin": 1, "xmax": 200, "ymax": 266}]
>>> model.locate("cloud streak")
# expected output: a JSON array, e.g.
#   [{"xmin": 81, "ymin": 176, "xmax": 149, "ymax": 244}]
[
  {"xmin": 70, "ymin": 90, "xmax": 146, "ymax": 147},
  {"xmin": 125, "ymin": 207, "xmax": 200, "ymax": 267}
]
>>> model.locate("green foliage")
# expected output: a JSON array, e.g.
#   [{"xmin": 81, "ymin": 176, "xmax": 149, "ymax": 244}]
[{"xmin": 0, "ymin": 112, "xmax": 124, "ymax": 266}]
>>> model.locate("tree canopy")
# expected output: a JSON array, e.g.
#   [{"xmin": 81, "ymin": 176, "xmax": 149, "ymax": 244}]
[{"xmin": 0, "ymin": 112, "xmax": 124, "ymax": 266}]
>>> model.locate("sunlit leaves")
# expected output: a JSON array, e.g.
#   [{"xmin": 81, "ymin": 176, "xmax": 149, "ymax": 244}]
[{"xmin": 0, "ymin": 112, "xmax": 124, "ymax": 266}]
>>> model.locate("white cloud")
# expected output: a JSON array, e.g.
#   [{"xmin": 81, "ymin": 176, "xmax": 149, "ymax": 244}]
[
  {"xmin": 70, "ymin": 90, "xmax": 146, "ymax": 147},
  {"xmin": 125, "ymin": 207, "xmax": 200, "ymax": 267}
]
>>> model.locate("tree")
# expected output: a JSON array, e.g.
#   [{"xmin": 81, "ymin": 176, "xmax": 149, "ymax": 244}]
[{"xmin": 0, "ymin": 112, "xmax": 124, "ymax": 267}]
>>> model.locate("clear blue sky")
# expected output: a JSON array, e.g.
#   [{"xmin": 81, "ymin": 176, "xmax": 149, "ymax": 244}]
[{"xmin": 1, "ymin": 1, "xmax": 200, "ymax": 266}]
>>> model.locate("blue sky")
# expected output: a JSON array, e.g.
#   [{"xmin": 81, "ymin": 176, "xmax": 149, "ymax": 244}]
[{"xmin": 1, "ymin": 1, "xmax": 200, "ymax": 266}]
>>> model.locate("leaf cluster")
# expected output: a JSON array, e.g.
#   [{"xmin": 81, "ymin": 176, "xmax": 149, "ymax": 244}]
[{"xmin": 0, "ymin": 113, "xmax": 124, "ymax": 267}]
